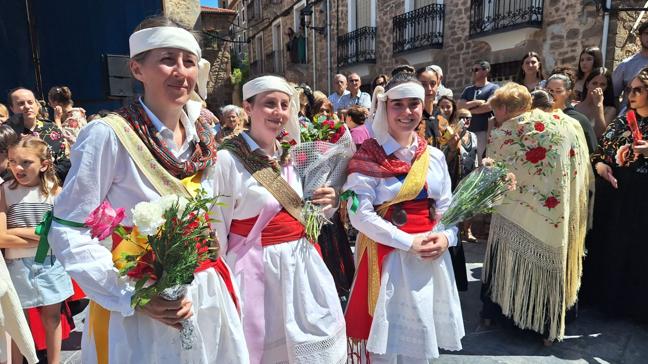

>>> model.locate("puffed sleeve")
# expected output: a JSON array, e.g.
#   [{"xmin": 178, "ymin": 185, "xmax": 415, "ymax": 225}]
[
  {"xmin": 209, "ymin": 150, "xmax": 243, "ymax": 253},
  {"xmin": 429, "ymin": 148, "xmax": 459, "ymax": 248},
  {"xmin": 48, "ymin": 121, "xmax": 135, "ymax": 317},
  {"xmin": 343, "ymin": 173, "xmax": 415, "ymax": 251}
]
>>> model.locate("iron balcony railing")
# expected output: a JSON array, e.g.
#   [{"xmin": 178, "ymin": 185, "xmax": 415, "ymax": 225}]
[
  {"xmin": 393, "ymin": 4, "xmax": 445, "ymax": 54},
  {"xmin": 469, "ymin": 0, "xmax": 543, "ymax": 37},
  {"xmin": 337, "ymin": 26, "xmax": 377, "ymax": 68}
]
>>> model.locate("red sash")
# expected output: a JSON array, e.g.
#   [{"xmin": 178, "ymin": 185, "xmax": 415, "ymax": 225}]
[
  {"xmin": 230, "ymin": 208, "xmax": 322, "ymax": 255},
  {"xmin": 112, "ymin": 231, "xmax": 240, "ymax": 311},
  {"xmin": 345, "ymin": 199, "xmax": 436, "ymax": 341}
]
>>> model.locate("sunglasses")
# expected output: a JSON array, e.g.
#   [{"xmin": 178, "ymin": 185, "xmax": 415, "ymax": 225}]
[
  {"xmin": 349, "ymin": 79, "xmax": 360, "ymax": 83},
  {"xmin": 626, "ymin": 86, "xmax": 648, "ymax": 95},
  {"xmin": 472, "ymin": 68, "xmax": 484, "ymax": 73}
]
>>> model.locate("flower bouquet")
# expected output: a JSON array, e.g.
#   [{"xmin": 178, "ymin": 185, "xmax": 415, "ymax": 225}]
[
  {"xmin": 434, "ymin": 158, "xmax": 516, "ymax": 231},
  {"xmin": 289, "ymin": 113, "xmax": 356, "ymax": 241},
  {"xmin": 84, "ymin": 190, "xmax": 219, "ymax": 350}
]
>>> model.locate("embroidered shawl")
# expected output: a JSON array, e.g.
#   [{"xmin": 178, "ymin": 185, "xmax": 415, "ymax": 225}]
[{"xmin": 484, "ymin": 109, "xmax": 593, "ymax": 341}]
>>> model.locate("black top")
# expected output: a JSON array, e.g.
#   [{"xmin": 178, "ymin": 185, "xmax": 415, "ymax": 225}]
[{"xmin": 563, "ymin": 106, "xmax": 597, "ymax": 153}]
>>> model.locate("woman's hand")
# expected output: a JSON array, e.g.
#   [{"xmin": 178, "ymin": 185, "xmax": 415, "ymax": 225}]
[
  {"xmin": 410, "ymin": 233, "xmax": 449, "ymax": 260},
  {"xmin": 447, "ymin": 133, "xmax": 461, "ymax": 152},
  {"xmin": 137, "ymin": 295, "xmax": 193, "ymax": 330},
  {"xmin": 595, "ymin": 162, "xmax": 618, "ymax": 189},
  {"xmin": 590, "ymin": 87, "xmax": 604, "ymax": 108},
  {"xmin": 53, "ymin": 105, "xmax": 63, "ymax": 126},
  {"xmin": 312, "ymin": 187, "xmax": 337, "ymax": 209},
  {"xmin": 632, "ymin": 139, "xmax": 648, "ymax": 158}
]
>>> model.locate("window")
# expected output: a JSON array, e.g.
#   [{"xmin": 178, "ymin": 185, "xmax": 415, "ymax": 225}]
[
  {"xmin": 272, "ymin": 21, "xmax": 283, "ymax": 73},
  {"xmin": 349, "ymin": 0, "xmax": 375, "ymax": 31}
]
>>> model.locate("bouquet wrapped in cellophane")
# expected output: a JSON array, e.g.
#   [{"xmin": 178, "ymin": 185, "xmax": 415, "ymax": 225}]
[
  {"xmin": 434, "ymin": 158, "xmax": 517, "ymax": 232},
  {"xmin": 84, "ymin": 190, "xmax": 219, "ymax": 350},
  {"xmin": 287, "ymin": 113, "xmax": 356, "ymax": 241}
]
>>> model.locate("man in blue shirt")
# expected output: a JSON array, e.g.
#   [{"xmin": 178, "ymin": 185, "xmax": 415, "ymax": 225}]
[
  {"xmin": 328, "ymin": 74, "xmax": 350, "ymax": 112},
  {"xmin": 338, "ymin": 73, "xmax": 372, "ymax": 116},
  {"xmin": 458, "ymin": 60, "xmax": 499, "ymax": 163}
]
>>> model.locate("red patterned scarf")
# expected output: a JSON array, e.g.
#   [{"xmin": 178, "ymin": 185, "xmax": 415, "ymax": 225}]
[
  {"xmin": 116, "ymin": 102, "xmax": 218, "ymax": 179},
  {"xmin": 347, "ymin": 136, "xmax": 427, "ymax": 177}
]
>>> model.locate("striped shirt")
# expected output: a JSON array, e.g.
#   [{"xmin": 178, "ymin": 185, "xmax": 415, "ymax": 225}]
[{"xmin": 3, "ymin": 183, "xmax": 53, "ymax": 229}]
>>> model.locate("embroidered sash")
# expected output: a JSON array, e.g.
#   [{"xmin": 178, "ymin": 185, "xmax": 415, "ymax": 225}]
[
  {"xmin": 345, "ymin": 148, "xmax": 429, "ymax": 342},
  {"xmin": 221, "ymin": 135, "xmax": 305, "ymax": 225},
  {"xmin": 85, "ymin": 115, "xmax": 221, "ymax": 364}
]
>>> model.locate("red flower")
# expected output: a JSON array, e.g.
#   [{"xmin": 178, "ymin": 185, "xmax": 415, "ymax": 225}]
[
  {"xmin": 322, "ymin": 119, "xmax": 335, "ymax": 128},
  {"xmin": 330, "ymin": 128, "xmax": 345, "ymax": 144},
  {"xmin": 534, "ymin": 122, "xmax": 545, "ymax": 132},
  {"xmin": 569, "ymin": 148, "xmax": 575, "ymax": 157},
  {"xmin": 525, "ymin": 147, "xmax": 547, "ymax": 164},
  {"xmin": 126, "ymin": 250, "xmax": 157, "ymax": 280},
  {"xmin": 195, "ymin": 242, "xmax": 209, "ymax": 255},
  {"xmin": 544, "ymin": 196, "xmax": 560, "ymax": 209},
  {"xmin": 49, "ymin": 131, "xmax": 61, "ymax": 141},
  {"xmin": 295, "ymin": 151, "xmax": 307, "ymax": 165}
]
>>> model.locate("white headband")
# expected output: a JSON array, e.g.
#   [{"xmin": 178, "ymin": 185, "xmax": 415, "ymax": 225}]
[
  {"xmin": 373, "ymin": 82, "xmax": 425, "ymax": 145},
  {"xmin": 129, "ymin": 27, "xmax": 211, "ymax": 99},
  {"xmin": 242, "ymin": 76, "xmax": 301, "ymax": 144}
]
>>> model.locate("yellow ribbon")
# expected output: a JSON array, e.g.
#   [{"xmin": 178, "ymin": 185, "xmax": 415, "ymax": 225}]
[
  {"xmin": 88, "ymin": 171, "xmax": 202, "ymax": 364},
  {"xmin": 356, "ymin": 150, "xmax": 430, "ymax": 315}
]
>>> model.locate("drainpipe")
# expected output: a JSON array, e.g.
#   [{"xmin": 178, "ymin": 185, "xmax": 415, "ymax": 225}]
[
  {"xmin": 326, "ymin": 0, "xmax": 331, "ymax": 95},
  {"xmin": 601, "ymin": 0, "xmax": 612, "ymax": 63},
  {"xmin": 312, "ymin": 7, "xmax": 316, "ymax": 89}
]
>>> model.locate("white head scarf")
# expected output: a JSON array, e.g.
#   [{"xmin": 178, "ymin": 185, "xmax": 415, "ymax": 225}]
[
  {"xmin": 372, "ymin": 82, "xmax": 425, "ymax": 145},
  {"xmin": 242, "ymin": 75, "xmax": 301, "ymax": 144},
  {"xmin": 129, "ymin": 26, "xmax": 211, "ymax": 99}
]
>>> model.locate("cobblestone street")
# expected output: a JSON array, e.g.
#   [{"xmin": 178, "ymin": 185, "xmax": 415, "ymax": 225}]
[{"xmin": 59, "ymin": 240, "xmax": 648, "ymax": 364}]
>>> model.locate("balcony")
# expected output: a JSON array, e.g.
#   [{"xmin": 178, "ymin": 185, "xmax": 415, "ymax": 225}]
[
  {"xmin": 393, "ymin": 4, "xmax": 445, "ymax": 54},
  {"xmin": 337, "ymin": 27, "xmax": 377, "ymax": 68},
  {"xmin": 469, "ymin": 0, "xmax": 543, "ymax": 37}
]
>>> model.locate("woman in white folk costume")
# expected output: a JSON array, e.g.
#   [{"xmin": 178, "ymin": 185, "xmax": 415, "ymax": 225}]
[
  {"xmin": 46, "ymin": 16, "xmax": 248, "ymax": 363},
  {"xmin": 343, "ymin": 70, "xmax": 464, "ymax": 363},
  {"xmin": 211, "ymin": 75, "xmax": 347, "ymax": 364}
]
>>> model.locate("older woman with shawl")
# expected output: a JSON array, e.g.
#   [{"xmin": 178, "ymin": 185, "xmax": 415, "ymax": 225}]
[
  {"xmin": 343, "ymin": 70, "xmax": 464, "ymax": 363},
  {"xmin": 481, "ymin": 83, "xmax": 592, "ymax": 343},
  {"xmin": 47, "ymin": 16, "xmax": 248, "ymax": 363},
  {"xmin": 211, "ymin": 75, "xmax": 347, "ymax": 364}
]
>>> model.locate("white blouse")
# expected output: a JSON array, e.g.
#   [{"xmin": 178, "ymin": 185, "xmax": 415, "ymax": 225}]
[
  {"xmin": 48, "ymin": 100, "xmax": 207, "ymax": 317},
  {"xmin": 343, "ymin": 135, "xmax": 458, "ymax": 251}
]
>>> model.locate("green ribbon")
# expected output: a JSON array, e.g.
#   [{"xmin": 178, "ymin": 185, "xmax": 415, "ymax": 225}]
[
  {"xmin": 35, "ymin": 211, "xmax": 85, "ymax": 263},
  {"xmin": 340, "ymin": 190, "xmax": 359, "ymax": 214}
]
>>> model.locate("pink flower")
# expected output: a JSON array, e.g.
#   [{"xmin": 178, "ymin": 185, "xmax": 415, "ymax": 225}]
[
  {"xmin": 85, "ymin": 201, "xmax": 126, "ymax": 240},
  {"xmin": 322, "ymin": 119, "xmax": 335, "ymax": 128},
  {"xmin": 49, "ymin": 131, "xmax": 61, "ymax": 141}
]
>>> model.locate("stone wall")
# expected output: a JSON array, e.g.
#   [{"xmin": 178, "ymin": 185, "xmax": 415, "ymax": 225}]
[
  {"xmin": 163, "ymin": 0, "xmax": 201, "ymax": 29},
  {"xmin": 608, "ymin": 0, "xmax": 647, "ymax": 67},
  {"xmin": 365, "ymin": 0, "xmax": 605, "ymax": 95}
]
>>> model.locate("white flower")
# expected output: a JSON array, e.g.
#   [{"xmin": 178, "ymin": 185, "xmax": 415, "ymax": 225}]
[
  {"xmin": 132, "ymin": 201, "xmax": 166, "ymax": 236},
  {"xmin": 154, "ymin": 195, "xmax": 189, "ymax": 218}
]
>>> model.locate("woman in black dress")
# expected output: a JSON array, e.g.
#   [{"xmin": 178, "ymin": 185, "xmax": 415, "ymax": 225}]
[{"xmin": 582, "ymin": 68, "xmax": 648, "ymax": 322}]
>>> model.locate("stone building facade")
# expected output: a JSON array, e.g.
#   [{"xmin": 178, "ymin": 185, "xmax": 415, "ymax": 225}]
[
  {"xmin": 162, "ymin": 0, "xmax": 237, "ymax": 110},
  {"xmin": 236, "ymin": 0, "xmax": 648, "ymax": 97}
]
